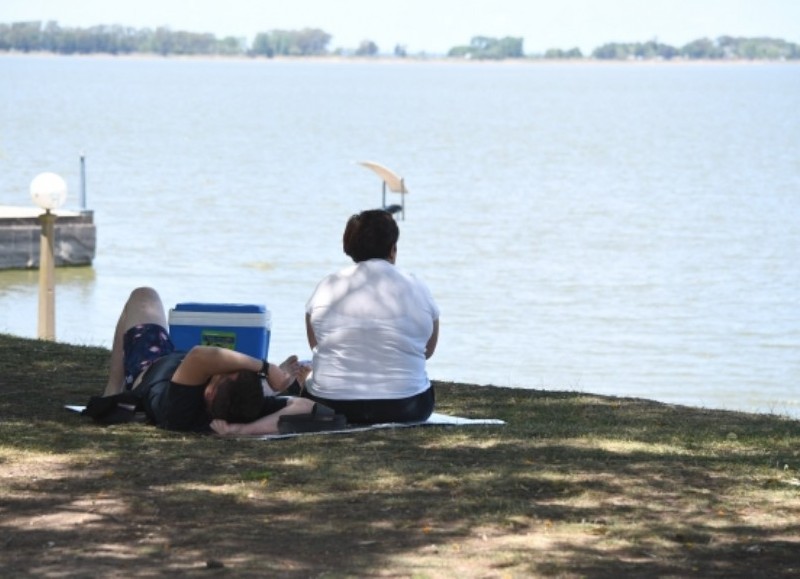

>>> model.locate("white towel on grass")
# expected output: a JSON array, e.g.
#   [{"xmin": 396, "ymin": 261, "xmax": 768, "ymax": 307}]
[{"xmin": 65, "ymin": 406, "xmax": 505, "ymax": 439}]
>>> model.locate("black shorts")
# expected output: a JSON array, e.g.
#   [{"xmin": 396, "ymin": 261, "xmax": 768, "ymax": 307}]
[
  {"xmin": 302, "ymin": 386, "xmax": 435, "ymax": 425},
  {"xmin": 123, "ymin": 324, "xmax": 175, "ymax": 389}
]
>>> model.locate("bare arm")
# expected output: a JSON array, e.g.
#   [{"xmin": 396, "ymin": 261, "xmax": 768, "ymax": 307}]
[
  {"xmin": 171, "ymin": 345, "xmax": 298, "ymax": 392},
  {"xmin": 171, "ymin": 346, "xmax": 261, "ymax": 386},
  {"xmin": 210, "ymin": 397, "xmax": 316, "ymax": 436},
  {"xmin": 305, "ymin": 313, "xmax": 318, "ymax": 350},
  {"xmin": 425, "ymin": 319, "xmax": 439, "ymax": 359}
]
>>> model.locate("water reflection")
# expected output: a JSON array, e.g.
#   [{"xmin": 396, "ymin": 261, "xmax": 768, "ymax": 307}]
[
  {"xmin": 0, "ymin": 265, "xmax": 96, "ymax": 293},
  {"xmin": 0, "ymin": 266, "xmax": 101, "ymax": 343}
]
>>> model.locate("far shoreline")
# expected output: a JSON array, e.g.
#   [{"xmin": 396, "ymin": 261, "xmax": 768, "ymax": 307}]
[{"xmin": 2, "ymin": 50, "xmax": 798, "ymax": 66}]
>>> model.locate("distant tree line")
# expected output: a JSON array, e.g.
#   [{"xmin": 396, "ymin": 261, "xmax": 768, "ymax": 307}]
[
  {"xmin": 0, "ymin": 21, "xmax": 333, "ymax": 57},
  {"xmin": 250, "ymin": 28, "xmax": 331, "ymax": 57},
  {"xmin": 590, "ymin": 36, "xmax": 800, "ymax": 61},
  {"xmin": 0, "ymin": 21, "xmax": 245, "ymax": 55},
  {"xmin": 1, "ymin": 21, "xmax": 798, "ymax": 61},
  {"xmin": 448, "ymin": 36, "xmax": 524, "ymax": 59}
]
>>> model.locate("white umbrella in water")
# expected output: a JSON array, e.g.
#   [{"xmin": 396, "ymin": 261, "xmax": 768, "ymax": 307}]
[{"xmin": 358, "ymin": 161, "xmax": 408, "ymax": 219}]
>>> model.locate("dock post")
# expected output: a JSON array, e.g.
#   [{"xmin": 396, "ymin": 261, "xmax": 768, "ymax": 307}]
[{"xmin": 80, "ymin": 153, "xmax": 87, "ymax": 210}]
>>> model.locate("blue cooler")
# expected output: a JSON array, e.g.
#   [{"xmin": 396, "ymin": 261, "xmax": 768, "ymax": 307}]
[{"xmin": 168, "ymin": 303, "xmax": 271, "ymax": 359}]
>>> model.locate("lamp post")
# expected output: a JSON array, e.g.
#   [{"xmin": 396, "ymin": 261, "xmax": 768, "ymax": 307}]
[{"xmin": 30, "ymin": 172, "xmax": 68, "ymax": 341}]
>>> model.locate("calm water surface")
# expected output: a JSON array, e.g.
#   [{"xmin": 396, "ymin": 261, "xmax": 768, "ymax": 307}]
[{"xmin": 1, "ymin": 56, "xmax": 799, "ymax": 417}]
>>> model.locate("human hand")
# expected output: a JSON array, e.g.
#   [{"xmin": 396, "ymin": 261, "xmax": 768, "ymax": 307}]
[
  {"xmin": 210, "ymin": 419, "xmax": 241, "ymax": 436},
  {"xmin": 298, "ymin": 360, "xmax": 311, "ymax": 381},
  {"xmin": 269, "ymin": 355, "xmax": 300, "ymax": 392}
]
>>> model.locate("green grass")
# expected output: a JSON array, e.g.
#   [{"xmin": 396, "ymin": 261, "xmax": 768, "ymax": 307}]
[{"xmin": 1, "ymin": 332, "xmax": 799, "ymax": 578}]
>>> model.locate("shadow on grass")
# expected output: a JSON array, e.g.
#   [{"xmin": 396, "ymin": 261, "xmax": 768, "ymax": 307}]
[{"xmin": 2, "ymin": 334, "xmax": 800, "ymax": 577}]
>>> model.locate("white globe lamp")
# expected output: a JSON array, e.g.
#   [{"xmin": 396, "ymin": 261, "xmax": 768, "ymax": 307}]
[{"xmin": 30, "ymin": 172, "xmax": 68, "ymax": 212}]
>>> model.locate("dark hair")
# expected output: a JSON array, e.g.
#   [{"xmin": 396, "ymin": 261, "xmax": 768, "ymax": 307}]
[
  {"xmin": 342, "ymin": 209, "xmax": 399, "ymax": 262},
  {"xmin": 207, "ymin": 370, "xmax": 264, "ymax": 423}
]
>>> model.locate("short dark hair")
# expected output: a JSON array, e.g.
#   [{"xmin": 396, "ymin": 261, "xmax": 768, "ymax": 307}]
[
  {"xmin": 342, "ymin": 209, "xmax": 399, "ymax": 262},
  {"xmin": 207, "ymin": 370, "xmax": 264, "ymax": 423}
]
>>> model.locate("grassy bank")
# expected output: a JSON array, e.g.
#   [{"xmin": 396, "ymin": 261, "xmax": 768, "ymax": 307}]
[{"xmin": 1, "ymin": 333, "xmax": 798, "ymax": 578}]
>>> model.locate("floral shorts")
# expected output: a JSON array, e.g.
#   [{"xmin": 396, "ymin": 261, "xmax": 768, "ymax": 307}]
[{"xmin": 123, "ymin": 324, "xmax": 176, "ymax": 389}]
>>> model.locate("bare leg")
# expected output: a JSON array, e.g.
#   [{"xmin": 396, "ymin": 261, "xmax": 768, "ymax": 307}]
[
  {"xmin": 210, "ymin": 397, "xmax": 316, "ymax": 436},
  {"xmin": 103, "ymin": 287, "xmax": 169, "ymax": 396}
]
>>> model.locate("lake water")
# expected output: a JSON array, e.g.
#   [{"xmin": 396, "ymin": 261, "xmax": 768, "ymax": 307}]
[{"xmin": 1, "ymin": 55, "xmax": 799, "ymax": 417}]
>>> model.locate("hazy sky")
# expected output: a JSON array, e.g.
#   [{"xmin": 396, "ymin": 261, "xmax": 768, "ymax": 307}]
[{"xmin": 2, "ymin": 0, "xmax": 798, "ymax": 55}]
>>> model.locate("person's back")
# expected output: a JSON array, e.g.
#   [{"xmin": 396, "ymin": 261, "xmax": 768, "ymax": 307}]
[
  {"xmin": 308, "ymin": 258, "xmax": 437, "ymax": 398},
  {"xmin": 304, "ymin": 209, "xmax": 440, "ymax": 424}
]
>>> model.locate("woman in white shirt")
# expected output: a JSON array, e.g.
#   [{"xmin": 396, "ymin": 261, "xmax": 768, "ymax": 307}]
[{"xmin": 304, "ymin": 209, "xmax": 440, "ymax": 423}]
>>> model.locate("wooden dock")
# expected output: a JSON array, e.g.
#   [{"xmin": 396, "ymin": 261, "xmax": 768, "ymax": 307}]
[{"xmin": 0, "ymin": 206, "xmax": 96, "ymax": 269}]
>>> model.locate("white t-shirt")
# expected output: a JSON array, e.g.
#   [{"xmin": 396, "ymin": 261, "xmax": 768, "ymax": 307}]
[{"xmin": 305, "ymin": 258, "xmax": 439, "ymax": 400}]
